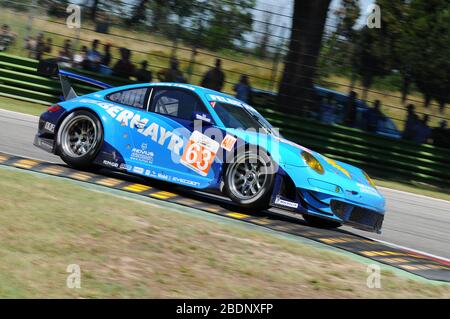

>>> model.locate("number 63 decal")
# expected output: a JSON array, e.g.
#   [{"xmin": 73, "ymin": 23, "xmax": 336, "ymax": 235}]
[{"xmin": 181, "ymin": 131, "xmax": 220, "ymax": 176}]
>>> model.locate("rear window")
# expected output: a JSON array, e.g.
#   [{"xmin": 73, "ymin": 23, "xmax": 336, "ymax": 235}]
[{"xmin": 107, "ymin": 88, "xmax": 148, "ymax": 109}]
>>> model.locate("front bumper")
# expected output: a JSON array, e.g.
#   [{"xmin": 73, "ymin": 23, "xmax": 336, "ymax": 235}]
[{"xmin": 270, "ymin": 178, "xmax": 385, "ymax": 233}]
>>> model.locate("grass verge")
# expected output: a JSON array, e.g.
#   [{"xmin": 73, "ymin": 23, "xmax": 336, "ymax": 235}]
[
  {"xmin": 0, "ymin": 96, "xmax": 48, "ymax": 116},
  {"xmin": 0, "ymin": 167, "xmax": 449, "ymax": 298}
]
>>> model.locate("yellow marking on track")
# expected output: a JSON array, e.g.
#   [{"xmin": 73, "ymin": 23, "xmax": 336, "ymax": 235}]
[
  {"xmin": 252, "ymin": 218, "xmax": 271, "ymax": 225},
  {"xmin": 227, "ymin": 212, "xmax": 250, "ymax": 219},
  {"xmin": 319, "ymin": 237, "xmax": 353, "ymax": 244},
  {"xmin": 70, "ymin": 172, "xmax": 92, "ymax": 181},
  {"xmin": 382, "ymin": 258, "xmax": 409, "ymax": 263},
  {"xmin": 13, "ymin": 159, "xmax": 38, "ymax": 169},
  {"xmin": 0, "ymin": 154, "xmax": 9, "ymax": 162},
  {"xmin": 96, "ymin": 178, "xmax": 122, "ymax": 187},
  {"xmin": 173, "ymin": 198, "xmax": 200, "ymax": 206},
  {"xmin": 401, "ymin": 265, "xmax": 418, "ymax": 271},
  {"xmin": 123, "ymin": 184, "xmax": 151, "ymax": 192},
  {"xmin": 361, "ymin": 250, "xmax": 409, "ymax": 257},
  {"xmin": 149, "ymin": 191, "xmax": 177, "ymax": 199},
  {"xmin": 203, "ymin": 206, "xmax": 220, "ymax": 213},
  {"xmin": 41, "ymin": 166, "xmax": 64, "ymax": 175}
]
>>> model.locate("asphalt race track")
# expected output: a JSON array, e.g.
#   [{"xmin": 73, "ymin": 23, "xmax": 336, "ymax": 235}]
[{"xmin": 1, "ymin": 108, "xmax": 449, "ymax": 281}]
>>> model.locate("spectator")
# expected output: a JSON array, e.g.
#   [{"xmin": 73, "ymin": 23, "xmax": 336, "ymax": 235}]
[
  {"xmin": 87, "ymin": 39, "xmax": 102, "ymax": 71},
  {"xmin": 24, "ymin": 36, "xmax": 37, "ymax": 59},
  {"xmin": 366, "ymin": 100, "xmax": 383, "ymax": 132},
  {"xmin": 101, "ymin": 43, "xmax": 112, "ymax": 66},
  {"xmin": 135, "ymin": 60, "xmax": 153, "ymax": 83},
  {"xmin": 402, "ymin": 104, "xmax": 418, "ymax": 140},
  {"xmin": 157, "ymin": 57, "xmax": 186, "ymax": 83},
  {"xmin": 201, "ymin": 58, "xmax": 225, "ymax": 92},
  {"xmin": 319, "ymin": 93, "xmax": 336, "ymax": 124},
  {"xmin": 0, "ymin": 24, "xmax": 16, "ymax": 51},
  {"xmin": 112, "ymin": 47, "xmax": 135, "ymax": 80},
  {"xmin": 233, "ymin": 75, "xmax": 252, "ymax": 103},
  {"xmin": 344, "ymin": 91, "xmax": 358, "ymax": 127},
  {"xmin": 58, "ymin": 39, "xmax": 73, "ymax": 63},
  {"xmin": 35, "ymin": 33, "xmax": 51, "ymax": 61},
  {"xmin": 432, "ymin": 121, "xmax": 450, "ymax": 149},
  {"xmin": 73, "ymin": 46, "xmax": 89, "ymax": 69},
  {"xmin": 412, "ymin": 114, "xmax": 432, "ymax": 145}
]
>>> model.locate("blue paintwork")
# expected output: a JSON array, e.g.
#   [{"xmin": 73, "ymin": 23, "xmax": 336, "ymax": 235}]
[{"xmin": 35, "ymin": 81, "xmax": 386, "ymax": 232}]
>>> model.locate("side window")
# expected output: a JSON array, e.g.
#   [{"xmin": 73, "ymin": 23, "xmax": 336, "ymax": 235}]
[
  {"xmin": 107, "ymin": 88, "xmax": 148, "ymax": 109},
  {"xmin": 149, "ymin": 88, "xmax": 208, "ymax": 121}
]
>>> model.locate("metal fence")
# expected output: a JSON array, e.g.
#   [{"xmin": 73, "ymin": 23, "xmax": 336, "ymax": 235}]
[{"xmin": 0, "ymin": 0, "xmax": 449, "ymax": 130}]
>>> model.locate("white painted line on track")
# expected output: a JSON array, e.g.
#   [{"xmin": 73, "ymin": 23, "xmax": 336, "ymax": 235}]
[
  {"xmin": 369, "ymin": 237, "xmax": 450, "ymax": 264},
  {"xmin": 0, "ymin": 108, "xmax": 39, "ymax": 121},
  {"xmin": 378, "ymin": 186, "xmax": 450, "ymax": 204}
]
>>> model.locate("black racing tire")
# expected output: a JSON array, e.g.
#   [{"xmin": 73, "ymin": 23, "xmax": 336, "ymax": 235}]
[
  {"xmin": 303, "ymin": 214, "xmax": 342, "ymax": 229},
  {"xmin": 56, "ymin": 110, "xmax": 103, "ymax": 170},
  {"xmin": 223, "ymin": 149, "xmax": 275, "ymax": 211}
]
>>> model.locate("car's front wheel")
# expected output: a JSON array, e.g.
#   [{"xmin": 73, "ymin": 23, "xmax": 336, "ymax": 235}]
[
  {"xmin": 56, "ymin": 110, "xmax": 103, "ymax": 170},
  {"xmin": 223, "ymin": 149, "xmax": 275, "ymax": 211}
]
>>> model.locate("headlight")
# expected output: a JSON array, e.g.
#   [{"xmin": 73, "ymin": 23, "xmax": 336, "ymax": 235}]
[
  {"xmin": 362, "ymin": 170, "xmax": 376, "ymax": 188},
  {"xmin": 301, "ymin": 151, "xmax": 324, "ymax": 174}
]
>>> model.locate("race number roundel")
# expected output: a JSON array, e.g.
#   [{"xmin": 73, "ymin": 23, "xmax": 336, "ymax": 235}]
[{"xmin": 181, "ymin": 131, "xmax": 219, "ymax": 176}]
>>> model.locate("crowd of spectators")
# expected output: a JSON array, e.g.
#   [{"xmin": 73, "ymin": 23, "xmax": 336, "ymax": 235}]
[
  {"xmin": 0, "ymin": 24, "xmax": 16, "ymax": 52},
  {"xmin": 1, "ymin": 24, "xmax": 448, "ymax": 148},
  {"xmin": 320, "ymin": 91, "xmax": 450, "ymax": 148}
]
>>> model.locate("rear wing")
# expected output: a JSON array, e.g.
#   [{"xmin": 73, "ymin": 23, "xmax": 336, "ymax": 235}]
[{"xmin": 37, "ymin": 59, "xmax": 113, "ymax": 101}]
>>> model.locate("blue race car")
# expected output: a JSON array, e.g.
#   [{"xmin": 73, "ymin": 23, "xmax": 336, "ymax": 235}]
[{"xmin": 34, "ymin": 61, "xmax": 385, "ymax": 233}]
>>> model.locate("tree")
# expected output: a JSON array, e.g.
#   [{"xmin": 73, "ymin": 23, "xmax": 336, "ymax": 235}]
[
  {"xmin": 277, "ymin": 0, "xmax": 332, "ymax": 115},
  {"xmin": 90, "ymin": 0, "xmax": 100, "ymax": 21},
  {"xmin": 397, "ymin": 0, "xmax": 450, "ymax": 111},
  {"xmin": 200, "ymin": 0, "xmax": 255, "ymax": 50}
]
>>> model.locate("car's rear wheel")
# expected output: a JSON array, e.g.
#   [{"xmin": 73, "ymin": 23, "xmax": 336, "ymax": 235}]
[
  {"xmin": 303, "ymin": 214, "xmax": 342, "ymax": 229},
  {"xmin": 224, "ymin": 149, "xmax": 275, "ymax": 211},
  {"xmin": 56, "ymin": 110, "xmax": 103, "ymax": 170}
]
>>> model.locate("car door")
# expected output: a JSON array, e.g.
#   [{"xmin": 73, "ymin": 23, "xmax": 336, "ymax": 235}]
[
  {"xmin": 128, "ymin": 86, "xmax": 220, "ymax": 189},
  {"xmin": 104, "ymin": 86, "xmax": 151, "ymax": 170}
]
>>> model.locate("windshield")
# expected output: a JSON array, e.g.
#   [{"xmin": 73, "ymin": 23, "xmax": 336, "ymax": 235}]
[{"xmin": 212, "ymin": 102, "xmax": 280, "ymax": 136}]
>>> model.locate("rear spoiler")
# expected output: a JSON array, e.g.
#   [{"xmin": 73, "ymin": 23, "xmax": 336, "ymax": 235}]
[{"xmin": 37, "ymin": 59, "xmax": 113, "ymax": 101}]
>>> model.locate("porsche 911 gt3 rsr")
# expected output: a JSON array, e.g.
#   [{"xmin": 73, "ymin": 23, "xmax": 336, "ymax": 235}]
[{"xmin": 34, "ymin": 61, "xmax": 386, "ymax": 233}]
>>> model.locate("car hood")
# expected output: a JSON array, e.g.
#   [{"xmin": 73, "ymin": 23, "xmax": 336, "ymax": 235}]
[{"xmin": 227, "ymin": 129, "xmax": 383, "ymax": 207}]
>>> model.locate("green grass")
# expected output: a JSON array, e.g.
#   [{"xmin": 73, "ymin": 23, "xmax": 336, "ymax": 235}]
[
  {"xmin": 0, "ymin": 96, "xmax": 48, "ymax": 116},
  {"xmin": 0, "ymin": 167, "xmax": 449, "ymax": 298}
]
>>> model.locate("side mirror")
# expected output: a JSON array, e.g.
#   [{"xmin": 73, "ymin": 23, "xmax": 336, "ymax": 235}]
[{"xmin": 192, "ymin": 112, "xmax": 213, "ymax": 125}]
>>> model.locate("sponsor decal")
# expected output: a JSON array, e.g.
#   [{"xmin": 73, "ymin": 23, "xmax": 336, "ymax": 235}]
[
  {"xmin": 119, "ymin": 163, "xmax": 132, "ymax": 170},
  {"xmin": 79, "ymin": 99, "xmax": 185, "ymax": 156},
  {"xmin": 209, "ymin": 94, "xmax": 243, "ymax": 107},
  {"xmin": 171, "ymin": 176, "xmax": 200, "ymax": 187},
  {"xmin": 44, "ymin": 121, "xmax": 55, "ymax": 133},
  {"xmin": 357, "ymin": 183, "xmax": 378, "ymax": 195},
  {"xmin": 132, "ymin": 166, "xmax": 144, "ymax": 174},
  {"xmin": 221, "ymin": 134, "xmax": 237, "ymax": 152},
  {"xmin": 274, "ymin": 196, "xmax": 299, "ymax": 209},
  {"xmin": 180, "ymin": 131, "xmax": 219, "ymax": 176},
  {"xmin": 102, "ymin": 160, "xmax": 119, "ymax": 168},
  {"xmin": 130, "ymin": 147, "xmax": 154, "ymax": 164}
]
